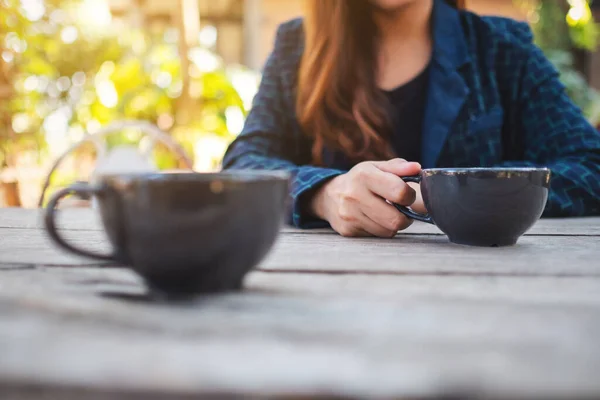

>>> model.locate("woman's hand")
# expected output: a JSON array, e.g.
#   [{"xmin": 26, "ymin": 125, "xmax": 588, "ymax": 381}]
[{"xmin": 310, "ymin": 158, "xmax": 422, "ymax": 237}]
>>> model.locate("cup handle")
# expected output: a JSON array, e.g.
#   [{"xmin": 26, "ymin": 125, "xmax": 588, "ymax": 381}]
[
  {"xmin": 392, "ymin": 175, "xmax": 435, "ymax": 225},
  {"xmin": 44, "ymin": 182, "xmax": 116, "ymax": 261}
]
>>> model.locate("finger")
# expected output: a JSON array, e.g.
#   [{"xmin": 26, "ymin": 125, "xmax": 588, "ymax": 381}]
[
  {"xmin": 360, "ymin": 193, "xmax": 414, "ymax": 232},
  {"xmin": 357, "ymin": 211, "xmax": 399, "ymax": 238},
  {"xmin": 375, "ymin": 158, "xmax": 422, "ymax": 177},
  {"xmin": 362, "ymin": 166, "xmax": 417, "ymax": 206},
  {"xmin": 335, "ymin": 202, "xmax": 394, "ymax": 238},
  {"xmin": 354, "ymin": 228, "xmax": 377, "ymax": 238},
  {"xmin": 335, "ymin": 223, "xmax": 373, "ymax": 238}
]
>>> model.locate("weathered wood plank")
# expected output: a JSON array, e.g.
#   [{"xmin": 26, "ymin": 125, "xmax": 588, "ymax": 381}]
[
  {"xmin": 3, "ymin": 266, "xmax": 600, "ymax": 306},
  {"xmin": 0, "ymin": 268, "xmax": 599, "ymax": 399},
  {"xmin": 1, "ymin": 227, "xmax": 599, "ymax": 277},
  {"xmin": 0, "ymin": 207, "xmax": 105, "ymax": 231},
  {"xmin": 262, "ymin": 233, "xmax": 600, "ymax": 276},
  {"xmin": 246, "ymin": 272, "xmax": 600, "ymax": 306},
  {"xmin": 2, "ymin": 207, "xmax": 599, "ymax": 236},
  {"xmin": 2, "ymin": 209, "xmax": 599, "ymax": 398},
  {"xmin": 283, "ymin": 217, "xmax": 600, "ymax": 237},
  {"xmin": 0, "ymin": 228, "xmax": 113, "ymax": 266}
]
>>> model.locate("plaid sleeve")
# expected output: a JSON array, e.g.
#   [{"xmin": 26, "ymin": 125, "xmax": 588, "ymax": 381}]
[
  {"xmin": 222, "ymin": 22, "xmax": 344, "ymax": 227},
  {"xmin": 497, "ymin": 27, "xmax": 600, "ymax": 217}
]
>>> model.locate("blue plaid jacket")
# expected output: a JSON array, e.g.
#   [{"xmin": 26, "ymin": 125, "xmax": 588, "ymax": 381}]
[{"xmin": 223, "ymin": 0, "xmax": 600, "ymax": 228}]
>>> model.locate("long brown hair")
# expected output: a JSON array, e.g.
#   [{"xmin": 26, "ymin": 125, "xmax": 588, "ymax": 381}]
[{"xmin": 296, "ymin": 0, "xmax": 464, "ymax": 165}]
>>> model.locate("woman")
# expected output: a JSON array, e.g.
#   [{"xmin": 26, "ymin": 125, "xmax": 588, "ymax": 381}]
[{"xmin": 223, "ymin": 0, "xmax": 600, "ymax": 237}]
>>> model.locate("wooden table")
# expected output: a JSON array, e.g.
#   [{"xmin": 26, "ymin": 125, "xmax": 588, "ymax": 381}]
[{"xmin": 1, "ymin": 207, "xmax": 599, "ymax": 399}]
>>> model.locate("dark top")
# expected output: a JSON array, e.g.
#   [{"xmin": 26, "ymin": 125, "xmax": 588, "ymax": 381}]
[
  {"xmin": 384, "ymin": 64, "xmax": 431, "ymax": 164},
  {"xmin": 222, "ymin": 0, "xmax": 600, "ymax": 228}
]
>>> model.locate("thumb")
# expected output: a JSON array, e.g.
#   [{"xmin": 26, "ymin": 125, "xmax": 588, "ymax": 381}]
[{"xmin": 375, "ymin": 158, "xmax": 422, "ymax": 176}]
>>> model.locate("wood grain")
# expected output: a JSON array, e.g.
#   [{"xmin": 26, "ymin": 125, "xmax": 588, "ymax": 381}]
[
  {"xmin": 0, "ymin": 227, "xmax": 113, "ymax": 266},
  {"xmin": 2, "ymin": 227, "xmax": 599, "ymax": 277},
  {"xmin": 2, "ymin": 207, "xmax": 599, "ymax": 236},
  {"xmin": 0, "ymin": 207, "xmax": 104, "ymax": 231},
  {"xmin": 0, "ymin": 268, "xmax": 599, "ymax": 399},
  {"xmin": 2, "ymin": 208, "xmax": 600, "ymax": 398},
  {"xmin": 261, "ymin": 233, "xmax": 600, "ymax": 277}
]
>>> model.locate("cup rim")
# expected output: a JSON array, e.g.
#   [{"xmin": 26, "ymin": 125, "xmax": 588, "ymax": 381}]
[
  {"xmin": 422, "ymin": 167, "xmax": 551, "ymax": 176},
  {"xmin": 98, "ymin": 170, "xmax": 291, "ymax": 184}
]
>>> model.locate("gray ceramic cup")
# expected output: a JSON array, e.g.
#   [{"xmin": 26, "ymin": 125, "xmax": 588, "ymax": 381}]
[
  {"xmin": 44, "ymin": 171, "xmax": 290, "ymax": 296},
  {"xmin": 393, "ymin": 167, "xmax": 551, "ymax": 246}
]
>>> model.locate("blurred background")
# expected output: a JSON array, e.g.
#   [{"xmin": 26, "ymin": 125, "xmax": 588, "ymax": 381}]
[{"xmin": 0, "ymin": 0, "xmax": 599, "ymax": 208}]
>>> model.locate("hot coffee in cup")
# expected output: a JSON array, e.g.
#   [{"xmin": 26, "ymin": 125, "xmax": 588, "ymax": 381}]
[
  {"xmin": 393, "ymin": 167, "xmax": 551, "ymax": 247},
  {"xmin": 44, "ymin": 171, "xmax": 290, "ymax": 296}
]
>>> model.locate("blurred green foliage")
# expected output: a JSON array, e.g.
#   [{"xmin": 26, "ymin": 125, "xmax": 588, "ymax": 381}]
[
  {"xmin": 531, "ymin": 0, "xmax": 600, "ymax": 126},
  {"xmin": 2, "ymin": 0, "xmax": 599, "ymax": 178},
  {"xmin": 0, "ymin": 0, "xmax": 249, "ymax": 173}
]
